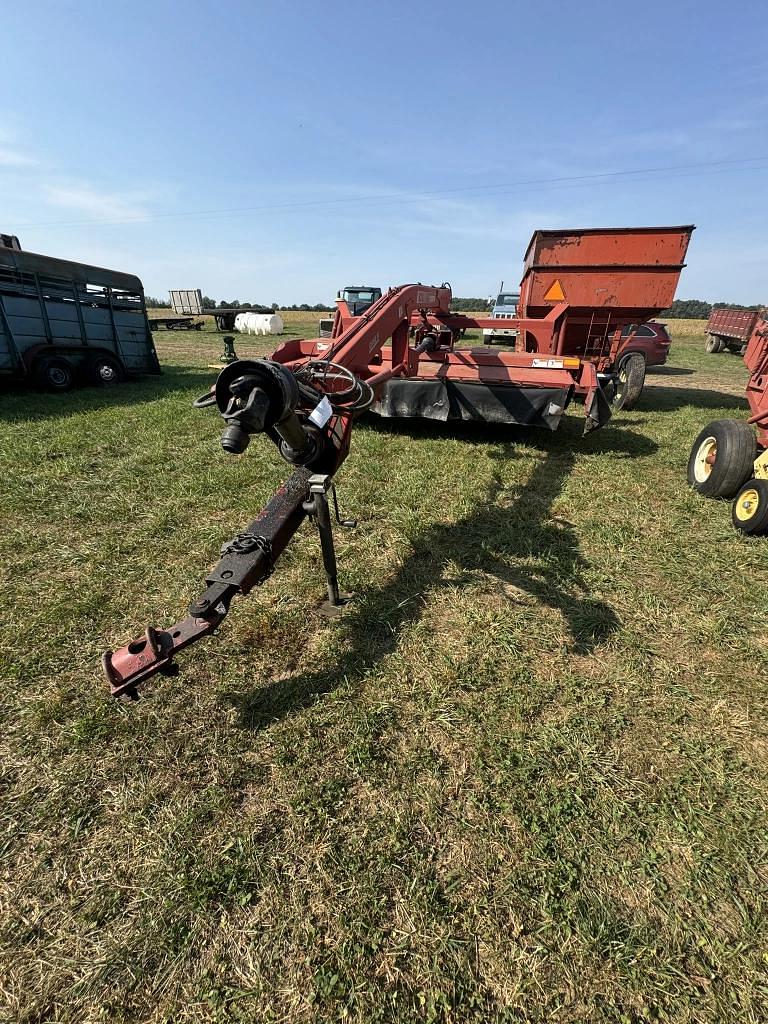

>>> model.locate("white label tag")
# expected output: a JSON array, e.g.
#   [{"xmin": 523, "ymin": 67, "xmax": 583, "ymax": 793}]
[
  {"xmin": 309, "ymin": 395, "xmax": 333, "ymax": 427},
  {"xmin": 532, "ymin": 358, "xmax": 564, "ymax": 369}
]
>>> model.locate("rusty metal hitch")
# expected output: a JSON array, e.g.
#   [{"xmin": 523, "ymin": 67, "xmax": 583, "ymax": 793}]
[
  {"xmin": 102, "ymin": 612, "xmax": 228, "ymax": 699},
  {"xmin": 102, "ymin": 466, "xmax": 353, "ymax": 698}
]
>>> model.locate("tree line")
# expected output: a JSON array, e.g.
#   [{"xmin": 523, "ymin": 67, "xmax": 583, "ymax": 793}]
[
  {"xmin": 146, "ymin": 295, "xmax": 493, "ymax": 312},
  {"xmin": 146, "ymin": 295, "xmax": 763, "ymax": 318},
  {"xmin": 661, "ymin": 299, "xmax": 764, "ymax": 319}
]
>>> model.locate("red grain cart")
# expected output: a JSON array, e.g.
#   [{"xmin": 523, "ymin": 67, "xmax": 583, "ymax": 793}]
[
  {"xmin": 704, "ymin": 308, "xmax": 762, "ymax": 354},
  {"xmin": 517, "ymin": 225, "xmax": 694, "ymax": 408}
]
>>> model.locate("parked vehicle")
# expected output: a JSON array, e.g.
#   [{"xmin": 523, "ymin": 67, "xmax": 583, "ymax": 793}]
[
  {"xmin": 482, "ymin": 287, "xmax": 520, "ymax": 345},
  {"xmin": 617, "ymin": 321, "xmax": 672, "ymax": 367},
  {"xmin": 0, "ymin": 236, "xmax": 160, "ymax": 390},
  {"xmin": 337, "ymin": 286, "xmax": 382, "ymax": 316},
  {"xmin": 704, "ymin": 308, "xmax": 762, "ymax": 354}
]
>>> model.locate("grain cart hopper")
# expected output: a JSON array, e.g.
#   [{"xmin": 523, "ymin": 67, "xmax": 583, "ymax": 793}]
[
  {"xmin": 688, "ymin": 312, "xmax": 768, "ymax": 534},
  {"xmin": 514, "ymin": 226, "xmax": 694, "ymax": 409},
  {"xmin": 103, "ymin": 226, "xmax": 693, "ymax": 697}
]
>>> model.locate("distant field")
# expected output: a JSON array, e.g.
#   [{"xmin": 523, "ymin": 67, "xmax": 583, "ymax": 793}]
[{"xmin": 1, "ymin": 322, "xmax": 767, "ymax": 1023}]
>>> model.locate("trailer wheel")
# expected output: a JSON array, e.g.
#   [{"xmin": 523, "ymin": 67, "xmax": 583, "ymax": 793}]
[
  {"xmin": 613, "ymin": 354, "xmax": 646, "ymax": 410},
  {"xmin": 34, "ymin": 355, "xmax": 75, "ymax": 392},
  {"xmin": 687, "ymin": 420, "xmax": 757, "ymax": 498},
  {"xmin": 705, "ymin": 334, "xmax": 721, "ymax": 353},
  {"xmin": 732, "ymin": 479, "xmax": 768, "ymax": 535},
  {"xmin": 87, "ymin": 353, "xmax": 124, "ymax": 387}
]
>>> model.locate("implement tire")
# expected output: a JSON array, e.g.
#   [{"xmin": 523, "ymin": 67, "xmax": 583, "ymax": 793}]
[
  {"xmin": 732, "ymin": 479, "xmax": 768, "ymax": 535},
  {"xmin": 613, "ymin": 354, "xmax": 646, "ymax": 410},
  {"xmin": 705, "ymin": 334, "xmax": 721, "ymax": 353},
  {"xmin": 687, "ymin": 420, "xmax": 757, "ymax": 498}
]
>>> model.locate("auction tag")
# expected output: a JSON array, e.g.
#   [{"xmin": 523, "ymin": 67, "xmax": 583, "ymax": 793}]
[{"xmin": 309, "ymin": 395, "xmax": 333, "ymax": 427}]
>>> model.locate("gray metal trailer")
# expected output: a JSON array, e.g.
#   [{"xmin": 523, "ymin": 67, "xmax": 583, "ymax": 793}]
[{"xmin": 0, "ymin": 242, "xmax": 160, "ymax": 390}]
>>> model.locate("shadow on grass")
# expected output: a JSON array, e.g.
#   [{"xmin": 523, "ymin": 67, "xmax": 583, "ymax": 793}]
[
  {"xmin": 635, "ymin": 384, "xmax": 748, "ymax": 414},
  {"xmin": 0, "ymin": 365, "xmax": 210, "ymax": 422},
  {"xmin": 646, "ymin": 366, "xmax": 695, "ymax": 376},
  {"xmin": 228, "ymin": 423, "xmax": 656, "ymax": 732}
]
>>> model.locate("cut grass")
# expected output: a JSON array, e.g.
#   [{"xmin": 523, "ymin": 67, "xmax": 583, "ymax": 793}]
[{"xmin": 0, "ymin": 323, "xmax": 767, "ymax": 1023}]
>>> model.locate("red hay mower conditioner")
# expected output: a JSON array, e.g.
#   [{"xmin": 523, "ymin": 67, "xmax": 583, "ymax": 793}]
[
  {"xmin": 688, "ymin": 310, "xmax": 768, "ymax": 534},
  {"xmin": 103, "ymin": 225, "xmax": 693, "ymax": 698}
]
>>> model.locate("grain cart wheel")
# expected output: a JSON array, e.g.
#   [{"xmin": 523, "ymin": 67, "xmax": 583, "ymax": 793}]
[
  {"xmin": 732, "ymin": 479, "xmax": 768, "ymax": 535},
  {"xmin": 705, "ymin": 334, "xmax": 721, "ymax": 353},
  {"xmin": 34, "ymin": 355, "xmax": 75, "ymax": 392},
  {"xmin": 87, "ymin": 353, "xmax": 124, "ymax": 387},
  {"xmin": 613, "ymin": 354, "xmax": 646, "ymax": 410},
  {"xmin": 687, "ymin": 420, "xmax": 757, "ymax": 498}
]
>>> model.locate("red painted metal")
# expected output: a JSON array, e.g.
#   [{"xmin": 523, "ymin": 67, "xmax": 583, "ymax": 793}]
[
  {"xmin": 744, "ymin": 316, "xmax": 768, "ymax": 448},
  {"xmin": 516, "ymin": 226, "xmax": 694, "ymax": 372}
]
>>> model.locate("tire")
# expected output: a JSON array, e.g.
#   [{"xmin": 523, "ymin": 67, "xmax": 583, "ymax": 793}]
[
  {"xmin": 613, "ymin": 354, "xmax": 646, "ymax": 410},
  {"xmin": 687, "ymin": 420, "xmax": 758, "ymax": 498},
  {"xmin": 34, "ymin": 355, "xmax": 75, "ymax": 392},
  {"xmin": 705, "ymin": 334, "xmax": 720, "ymax": 353},
  {"xmin": 732, "ymin": 478, "xmax": 768, "ymax": 535},
  {"xmin": 87, "ymin": 353, "xmax": 124, "ymax": 387}
]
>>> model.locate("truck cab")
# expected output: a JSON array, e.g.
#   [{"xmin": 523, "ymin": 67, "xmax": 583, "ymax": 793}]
[
  {"xmin": 482, "ymin": 289, "xmax": 520, "ymax": 345},
  {"xmin": 337, "ymin": 286, "xmax": 382, "ymax": 317}
]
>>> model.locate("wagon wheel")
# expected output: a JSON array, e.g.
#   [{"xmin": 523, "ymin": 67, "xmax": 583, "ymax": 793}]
[
  {"xmin": 732, "ymin": 479, "xmax": 768, "ymax": 535},
  {"xmin": 612, "ymin": 354, "xmax": 645, "ymax": 410},
  {"xmin": 687, "ymin": 420, "xmax": 757, "ymax": 498}
]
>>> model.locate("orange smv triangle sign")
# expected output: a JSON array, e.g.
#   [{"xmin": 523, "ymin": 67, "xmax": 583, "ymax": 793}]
[{"xmin": 543, "ymin": 279, "xmax": 565, "ymax": 301}]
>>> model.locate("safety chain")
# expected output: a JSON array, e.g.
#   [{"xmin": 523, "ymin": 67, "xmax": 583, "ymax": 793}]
[{"xmin": 219, "ymin": 533, "xmax": 274, "ymax": 583}]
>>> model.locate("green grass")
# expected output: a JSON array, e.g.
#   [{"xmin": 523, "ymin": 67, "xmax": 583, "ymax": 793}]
[{"xmin": 1, "ymin": 323, "xmax": 767, "ymax": 1023}]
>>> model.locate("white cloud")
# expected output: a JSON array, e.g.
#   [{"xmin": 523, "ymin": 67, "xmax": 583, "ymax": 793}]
[
  {"xmin": 41, "ymin": 182, "xmax": 152, "ymax": 223},
  {"xmin": 0, "ymin": 146, "xmax": 36, "ymax": 167}
]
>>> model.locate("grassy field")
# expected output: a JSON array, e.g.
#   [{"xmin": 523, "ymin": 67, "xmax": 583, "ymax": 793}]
[{"xmin": 1, "ymin": 320, "xmax": 767, "ymax": 1023}]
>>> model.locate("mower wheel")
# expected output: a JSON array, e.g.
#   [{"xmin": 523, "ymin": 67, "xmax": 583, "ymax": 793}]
[
  {"xmin": 687, "ymin": 420, "xmax": 757, "ymax": 498},
  {"xmin": 34, "ymin": 355, "xmax": 75, "ymax": 392},
  {"xmin": 613, "ymin": 354, "xmax": 646, "ymax": 410},
  {"xmin": 732, "ymin": 479, "xmax": 768, "ymax": 535}
]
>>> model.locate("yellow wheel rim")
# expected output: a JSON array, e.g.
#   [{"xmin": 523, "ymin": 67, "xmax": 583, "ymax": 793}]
[
  {"xmin": 735, "ymin": 487, "xmax": 760, "ymax": 522},
  {"xmin": 694, "ymin": 437, "xmax": 717, "ymax": 483}
]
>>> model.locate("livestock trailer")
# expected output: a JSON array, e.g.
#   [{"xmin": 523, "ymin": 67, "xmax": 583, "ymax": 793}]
[
  {"xmin": 704, "ymin": 308, "xmax": 763, "ymax": 354},
  {"xmin": 0, "ymin": 240, "xmax": 160, "ymax": 390}
]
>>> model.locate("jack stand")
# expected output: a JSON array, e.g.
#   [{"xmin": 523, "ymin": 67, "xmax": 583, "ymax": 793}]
[
  {"xmin": 303, "ymin": 474, "xmax": 354, "ymax": 617},
  {"xmin": 220, "ymin": 335, "xmax": 238, "ymax": 364}
]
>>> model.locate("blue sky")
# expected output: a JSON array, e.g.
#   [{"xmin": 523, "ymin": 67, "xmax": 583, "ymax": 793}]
[{"xmin": 2, "ymin": 0, "xmax": 767, "ymax": 304}]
